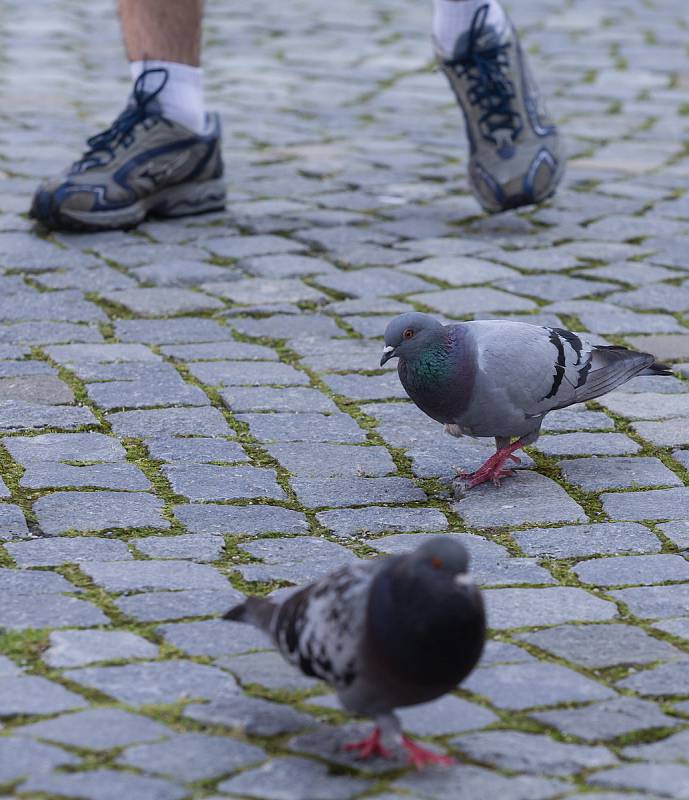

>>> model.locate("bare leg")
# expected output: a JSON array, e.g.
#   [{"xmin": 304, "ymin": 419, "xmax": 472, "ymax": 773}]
[{"xmin": 119, "ymin": 0, "xmax": 203, "ymax": 66}]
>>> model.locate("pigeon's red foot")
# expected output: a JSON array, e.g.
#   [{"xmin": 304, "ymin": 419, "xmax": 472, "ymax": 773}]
[
  {"xmin": 402, "ymin": 736, "xmax": 455, "ymax": 770},
  {"xmin": 344, "ymin": 727, "xmax": 393, "ymax": 760},
  {"xmin": 455, "ymin": 446, "xmax": 522, "ymax": 489}
]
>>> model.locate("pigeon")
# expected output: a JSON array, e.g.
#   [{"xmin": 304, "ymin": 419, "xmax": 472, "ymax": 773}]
[
  {"xmin": 381, "ymin": 312, "xmax": 671, "ymax": 489},
  {"xmin": 224, "ymin": 535, "xmax": 485, "ymax": 768}
]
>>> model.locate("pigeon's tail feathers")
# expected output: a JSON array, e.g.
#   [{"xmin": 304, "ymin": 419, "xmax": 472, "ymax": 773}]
[
  {"xmin": 639, "ymin": 360, "xmax": 673, "ymax": 377},
  {"xmin": 224, "ymin": 597, "xmax": 277, "ymax": 635},
  {"xmin": 572, "ymin": 345, "xmax": 660, "ymax": 404}
]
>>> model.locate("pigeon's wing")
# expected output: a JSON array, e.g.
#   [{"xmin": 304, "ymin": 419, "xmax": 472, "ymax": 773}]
[
  {"xmin": 273, "ymin": 560, "xmax": 379, "ymax": 690},
  {"xmin": 566, "ymin": 344, "xmax": 658, "ymax": 404},
  {"xmin": 469, "ymin": 322, "xmax": 591, "ymax": 417},
  {"xmin": 469, "ymin": 321, "xmax": 656, "ymax": 418}
]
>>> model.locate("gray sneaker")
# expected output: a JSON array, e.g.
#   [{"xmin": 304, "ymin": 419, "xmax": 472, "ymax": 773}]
[
  {"xmin": 31, "ymin": 68, "xmax": 226, "ymax": 232},
  {"xmin": 437, "ymin": 5, "xmax": 564, "ymax": 213}
]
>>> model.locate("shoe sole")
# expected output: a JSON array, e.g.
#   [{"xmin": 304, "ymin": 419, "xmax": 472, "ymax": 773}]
[
  {"xmin": 33, "ymin": 177, "xmax": 226, "ymax": 232},
  {"xmin": 471, "ymin": 155, "xmax": 566, "ymax": 214}
]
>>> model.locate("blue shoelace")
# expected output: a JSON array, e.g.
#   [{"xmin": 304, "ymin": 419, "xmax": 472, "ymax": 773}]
[
  {"xmin": 74, "ymin": 67, "xmax": 169, "ymax": 171},
  {"xmin": 446, "ymin": 5, "xmax": 522, "ymax": 145}
]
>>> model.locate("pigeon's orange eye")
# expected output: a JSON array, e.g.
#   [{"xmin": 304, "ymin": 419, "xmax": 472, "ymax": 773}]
[
  {"xmin": 431, "ymin": 556, "xmax": 444, "ymax": 569},
  {"xmin": 403, "ymin": 328, "xmax": 414, "ymax": 339}
]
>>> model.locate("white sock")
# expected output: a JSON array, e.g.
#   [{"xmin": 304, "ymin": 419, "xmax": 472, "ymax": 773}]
[
  {"xmin": 129, "ymin": 59, "xmax": 206, "ymax": 135},
  {"xmin": 432, "ymin": 0, "xmax": 506, "ymax": 58}
]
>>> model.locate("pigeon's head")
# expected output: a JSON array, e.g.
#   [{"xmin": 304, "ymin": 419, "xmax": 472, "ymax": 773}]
[
  {"xmin": 409, "ymin": 536, "xmax": 472, "ymax": 585},
  {"xmin": 380, "ymin": 312, "xmax": 444, "ymax": 366}
]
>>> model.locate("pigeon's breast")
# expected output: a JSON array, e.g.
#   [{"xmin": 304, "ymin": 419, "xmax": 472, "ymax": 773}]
[
  {"xmin": 357, "ymin": 568, "xmax": 486, "ymax": 712},
  {"xmin": 398, "ymin": 328, "xmax": 476, "ymax": 425}
]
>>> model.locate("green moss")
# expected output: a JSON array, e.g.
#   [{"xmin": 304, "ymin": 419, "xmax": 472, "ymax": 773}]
[
  {"xmin": 120, "ymin": 437, "xmax": 188, "ymax": 534},
  {"xmin": 84, "ymin": 292, "xmax": 136, "ymax": 320},
  {"xmin": 0, "ymin": 544, "xmax": 14, "ymax": 567},
  {"xmin": 226, "ymin": 570, "xmax": 290, "ymax": 598},
  {"xmin": 0, "ymin": 629, "xmax": 49, "ymax": 666},
  {"xmin": 56, "ymin": 564, "xmax": 134, "ymax": 628},
  {"xmin": 0, "ymin": 435, "xmax": 36, "ymax": 526},
  {"xmin": 613, "ymin": 724, "xmax": 685, "ymax": 748},
  {"xmin": 0, "ymin": 779, "xmax": 22, "ymax": 796}
]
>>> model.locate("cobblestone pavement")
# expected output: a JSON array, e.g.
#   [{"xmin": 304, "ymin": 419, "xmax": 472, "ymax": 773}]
[{"xmin": 1, "ymin": 0, "xmax": 689, "ymax": 797}]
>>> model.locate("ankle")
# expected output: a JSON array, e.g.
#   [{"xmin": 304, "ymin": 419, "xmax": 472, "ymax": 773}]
[
  {"xmin": 129, "ymin": 59, "xmax": 206, "ymax": 135},
  {"xmin": 432, "ymin": 0, "xmax": 506, "ymax": 58}
]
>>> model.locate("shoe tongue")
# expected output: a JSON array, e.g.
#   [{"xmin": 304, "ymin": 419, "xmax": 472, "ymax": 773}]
[
  {"xmin": 450, "ymin": 20, "xmax": 504, "ymax": 60},
  {"xmin": 125, "ymin": 92, "xmax": 163, "ymax": 117}
]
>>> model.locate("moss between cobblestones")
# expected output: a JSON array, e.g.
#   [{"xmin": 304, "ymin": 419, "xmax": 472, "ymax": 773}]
[
  {"xmin": 50, "ymin": 745, "xmax": 126, "ymax": 774},
  {"xmin": 56, "ymin": 565, "xmax": 139, "ymax": 629},
  {"xmin": 0, "ymin": 629, "xmax": 49, "ymax": 667},
  {"xmin": 301, "ymin": 275, "xmax": 349, "ymax": 301},
  {"xmin": 216, "ymin": 533, "xmax": 296, "ymax": 598},
  {"xmin": 216, "ymin": 534, "xmax": 256, "ymax": 565},
  {"xmin": 19, "ymin": 274, "xmax": 53, "ymax": 294},
  {"xmin": 0, "ymin": 423, "xmax": 101, "ymax": 440},
  {"xmin": 650, "ymin": 522, "xmax": 685, "ymax": 555},
  {"xmin": 612, "ymin": 723, "xmax": 689, "ymax": 748},
  {"xmin": 330, "ymin": 315, "xmax": 363, "ymax": 338},
  {"xmin": 234, "ymin": 682, "xmax": 326, "ymax": 709},
  {"xmin": 84, "ymin": 292, "xmax": 137, "ymax": 320},
  {"xmin": 346, "ymin": 542, "xmax": 382, "ymax": 560},
  {"xmin": 39, "ymin": 344, "xmax": 109, "ymax": 420},
  {"xmin": 121, "ymin": 438, "xmax": 188, "ymax": 536},
  {"xmin": 0, "ymin": 433, "xmax": 38, "ymax": 530},
  {"xmin": 554, "ymin": 312, "xmax": 586, "ymax": 332},
  {"xmin": 0, "ymin": 539, "xmax": 14, "ymax": 566},
  {"xmin": 416, "ymin": 475, "xmax": 454, "ymax": 500},
  {"xmin": 224, "ymin": 571, "xmax": 292, "ymax": 599},
  {"xmin": 474, "ymin": 526, "xmax": 523, "ymax": 557}
]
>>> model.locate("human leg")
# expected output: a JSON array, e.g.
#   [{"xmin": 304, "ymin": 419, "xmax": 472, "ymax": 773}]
[{"xmin": 119, "ymin": 0, "xmax": 203, "ymax": 65}]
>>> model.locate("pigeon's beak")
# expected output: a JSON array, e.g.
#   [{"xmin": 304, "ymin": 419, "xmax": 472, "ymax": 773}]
[
  {"xmin": 380, "ymin": 345, "xmax": 396, "ymax": 366},
  {"xmin": 454, "ymin": 573, "xmax": 475, "ymax": 589}
]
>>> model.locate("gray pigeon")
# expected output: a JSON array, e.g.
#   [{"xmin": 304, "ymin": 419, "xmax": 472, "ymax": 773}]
[
  {"xmin": 381, "ymin": 312, "xmax": 671, "ymax": 489},
  {"xmin": 224, "ymin": 535, "xmax": 485, "ymax": 768}
]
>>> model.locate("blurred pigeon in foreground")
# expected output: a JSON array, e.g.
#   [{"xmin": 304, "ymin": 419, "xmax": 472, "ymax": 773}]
[
  {"xmin": 224, "ymin": 535, "xmax": 485, "ymax": 768},
  {"xmin": 381, "ymin": 312, "xmax": 671, "ymax": 490}
]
